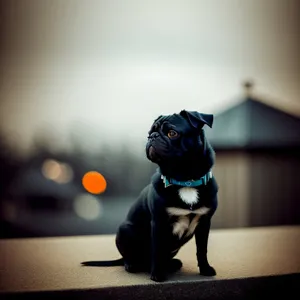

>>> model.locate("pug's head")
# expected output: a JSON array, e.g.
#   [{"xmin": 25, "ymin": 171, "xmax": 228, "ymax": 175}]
[{"xmin": 146, "ymin": 110, "xmax": 214, "ymax": 180}]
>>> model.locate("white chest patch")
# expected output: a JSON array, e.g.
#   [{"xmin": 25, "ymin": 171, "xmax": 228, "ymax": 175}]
[
  {"xmin": 166, "ymin": 206, "xmax": 210, "ymax": 216},
  {"xmin": 178, "ymin": 187, "xmax": 199, "ymax": 205},
  {"xmin": 166, "ymin": 206, "xmax": 210, "ymax": 238},
  {"xmin": 171, "ymin": 215, "xmax": 200, "ymax": 238}
]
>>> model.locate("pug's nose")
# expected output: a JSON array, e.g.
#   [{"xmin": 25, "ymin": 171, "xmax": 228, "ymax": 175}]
[{"xmin": 149, "ymin": 132, "xmax": 159, "ymax": 140}]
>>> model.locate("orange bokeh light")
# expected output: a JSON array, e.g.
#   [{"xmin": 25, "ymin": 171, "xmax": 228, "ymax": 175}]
[{"xmin": 82, "ymin": 171, "xmax": 107, "ymax": 194}]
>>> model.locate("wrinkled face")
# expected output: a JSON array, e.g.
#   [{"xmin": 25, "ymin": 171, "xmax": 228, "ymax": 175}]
[{"xmin": 146, "ymin": 114, "xmax": 204, "ymax": 163}]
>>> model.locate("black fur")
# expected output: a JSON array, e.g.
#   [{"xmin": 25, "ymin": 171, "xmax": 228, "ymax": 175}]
[{"xmin": 81, "ymin": 110, "xmax": 218, "ymax": 282}]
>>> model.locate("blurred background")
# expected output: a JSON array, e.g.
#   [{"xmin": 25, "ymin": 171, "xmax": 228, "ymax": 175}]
[{"xmin": 0, "ymin": 0, "xmax": 299, "ymax": 238}]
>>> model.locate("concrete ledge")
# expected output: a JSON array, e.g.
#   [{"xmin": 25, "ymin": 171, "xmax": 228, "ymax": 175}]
[
  {"xmin": 3, "ymin": 274, "xmax": 300, "ymax": 300},
  {"xmin": 1, "ymin": 226, "xmax": 300, "ymax": 299}
]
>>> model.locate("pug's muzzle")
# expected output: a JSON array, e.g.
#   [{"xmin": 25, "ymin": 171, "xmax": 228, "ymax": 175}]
[{"xmin": 146, "ymin": 132, "xmax": 170, "ymax": 163}]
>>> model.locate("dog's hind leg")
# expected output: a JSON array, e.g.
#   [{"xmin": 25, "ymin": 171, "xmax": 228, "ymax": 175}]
[{"xmin": 116, "ymin": 222, "xmax": 150, "ymax": 273}]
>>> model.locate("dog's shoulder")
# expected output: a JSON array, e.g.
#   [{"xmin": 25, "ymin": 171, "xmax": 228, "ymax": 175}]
[
  {"xmin": 200, "ymin": 175, "xmax": 219, "ymax": 198},
  {"xmin": 150, "ymin": 169, "xmax": 165, "ymax": 193},
  {"xmin": 146, "ymin": 170, "xmax": 175, "ymax": 212}
]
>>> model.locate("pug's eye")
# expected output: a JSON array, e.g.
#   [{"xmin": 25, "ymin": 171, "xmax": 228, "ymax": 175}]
[{"xmin": 167, "ymin": 130, "xmax": 178, "ymax": 139}]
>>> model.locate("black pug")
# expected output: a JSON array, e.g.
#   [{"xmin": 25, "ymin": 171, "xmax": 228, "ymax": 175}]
[{"xmin": 82, "ymin": 110, "xmax": 218, "ymax": 282}]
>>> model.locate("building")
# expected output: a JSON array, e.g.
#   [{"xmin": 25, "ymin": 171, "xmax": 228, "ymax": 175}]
[{"xmin": 206, "ymin": 84, "xmax": 300, "ymax": 228}]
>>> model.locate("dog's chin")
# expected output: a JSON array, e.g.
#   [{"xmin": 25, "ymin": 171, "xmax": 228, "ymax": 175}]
[{"xmin": 147, "ymin": 145, "xmax": 162, "ymax": 163}]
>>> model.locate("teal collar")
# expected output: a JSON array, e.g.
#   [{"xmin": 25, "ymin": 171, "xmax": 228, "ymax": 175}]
[{"xmin": 161, "ymin": 171, "xmax": 212, "ymax": 188}]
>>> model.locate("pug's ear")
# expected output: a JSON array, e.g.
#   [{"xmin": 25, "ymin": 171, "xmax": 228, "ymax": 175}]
[{"xmin": 180, "ymin": 110, "xmax": 214, "ymax": 129}]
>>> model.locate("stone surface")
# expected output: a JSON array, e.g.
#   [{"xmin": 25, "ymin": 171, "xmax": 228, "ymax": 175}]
[{"xmin": 0, "ymin": 226, "xmax": 299, "ymax": 294}]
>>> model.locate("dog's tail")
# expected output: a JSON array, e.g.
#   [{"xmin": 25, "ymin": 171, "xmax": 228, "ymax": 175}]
[{"xmin": 81, "ymin": 258, "xmax": 124, "ymax": 267}]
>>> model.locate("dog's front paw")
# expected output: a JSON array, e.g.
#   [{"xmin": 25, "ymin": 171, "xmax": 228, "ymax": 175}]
[
  {"xmin": 150, "ymin": 272, "xmax": 167, "ymax": 282},
  {"xmin": 199, "ymin": 265, "xmax": 216, "ymax": 276}
]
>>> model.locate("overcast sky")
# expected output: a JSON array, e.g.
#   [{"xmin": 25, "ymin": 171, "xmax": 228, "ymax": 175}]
[{"xmin": 0, "ymin": 0, "xmax": 299, "ymax": 156}]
